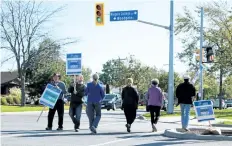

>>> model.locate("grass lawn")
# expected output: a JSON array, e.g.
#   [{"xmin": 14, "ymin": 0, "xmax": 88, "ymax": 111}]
[
  {"xmin": 1, "ymin": 105, "xmax": 70, "ymax": 112},
  {"xmin": 138, "ymin": 106, "xmax": 145, "ymax": 109},
  {"xmin": 220, "ymin": 121, "xmax": 232, "ymax": 125},
  {"xmin": 143, "ymin": 108, "xmax": 232, "ymax": 121}
]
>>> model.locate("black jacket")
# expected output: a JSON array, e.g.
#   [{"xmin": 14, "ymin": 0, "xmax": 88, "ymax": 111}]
[
  {"xmin": 68, "ymin": 83, "xmax": 86, "ymax": 107},
  {"xmin": 121, "ymin": 86, "xmax": 139, "ymax": 109},
  {"xmin": 176, "ymin": 81, "xmax": 196, "ymax": 105}
]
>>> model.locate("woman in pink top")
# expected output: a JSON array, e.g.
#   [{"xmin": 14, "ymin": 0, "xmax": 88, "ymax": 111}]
[{"xmin": 147, "ymin": 79, "xmax": 163, "ymax": 132}]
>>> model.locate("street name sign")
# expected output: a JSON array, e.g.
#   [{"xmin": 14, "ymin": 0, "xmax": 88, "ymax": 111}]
[
  {"xmin": 39, "ymin": 84, "xmax": 62, "ymax": 109},
  {"xmin": 193, "ymin": 100, "xmax": 215, "ymax": 122},
  {"xmin": 110, "ymin": 10, "xmax": 138, "ymax": 21},
  {"xmin": 66, "ymin": 53, "xmax": 82, "ymax": 75}
]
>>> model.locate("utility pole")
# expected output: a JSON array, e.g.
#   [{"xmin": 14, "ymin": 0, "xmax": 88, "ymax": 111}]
[
  {"xmin": 137, "ymin": 0, "xmax": 174, "ymax": 114},
  {"xmin": 199, "ymin": 7, "xmax": 204, "ymax": 100}
]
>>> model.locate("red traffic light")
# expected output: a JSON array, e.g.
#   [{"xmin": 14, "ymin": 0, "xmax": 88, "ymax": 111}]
[{"xmin": 96, "ymin": 5, "xmax": 101, "ymax": 10}]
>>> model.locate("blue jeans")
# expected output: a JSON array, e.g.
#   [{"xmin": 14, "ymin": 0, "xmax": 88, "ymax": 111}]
[
  {"xmin": 180, "ymin": 104, "xmax": 191, "ymax": 129},
  {"xmin": 69, "ymin": 104, "xmax": 82, "ymax": 129},
  {"xmin": 86, "ymin": 102, "xmax": 101, "ymax": 129}
]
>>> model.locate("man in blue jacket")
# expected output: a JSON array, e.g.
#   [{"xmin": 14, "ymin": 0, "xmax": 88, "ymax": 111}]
[{"xmin": 85, "ymin": 73, "xmax": 105, "ymax": 134}]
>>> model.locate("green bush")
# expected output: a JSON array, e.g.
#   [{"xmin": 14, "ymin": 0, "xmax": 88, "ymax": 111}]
[
  {"xmin": 1, "ymin": 97, "xmax": 8, "ymax": 105},
  {"xmin": 9, "ymin": 87, "xmax": 21, "ymax": 99},
  {"xmin": 13, "ymin": 97, "xmax": 21, "ymax": 105},
  {"xmin": 6, "ymin": 96, "xmax": 14, "ymax": 105}
]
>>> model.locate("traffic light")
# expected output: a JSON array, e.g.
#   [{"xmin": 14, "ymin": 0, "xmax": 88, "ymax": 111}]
[
  {"xmin": 195, "ymin": 49, "xmax": 205, "ymax": 61},
  {"xmin": 206, "ymin": 47, "xmax": 214, "ymax": 62},
  {"xmin": 95, "ymin": 3, "xmax": 104, "ymax": 26}
]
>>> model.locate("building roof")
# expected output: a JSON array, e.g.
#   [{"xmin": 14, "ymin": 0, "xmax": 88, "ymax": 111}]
[{"xmin": 1, "ymin": 71, "xmax": 19, "ymax": 84}]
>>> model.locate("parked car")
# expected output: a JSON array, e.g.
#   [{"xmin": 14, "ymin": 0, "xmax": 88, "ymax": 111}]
[
  {"xmin": 139, "ymin": 99, "xmax": 146, "ymax": 106},
  {"xmin": 145, "ymin": 97, "xmax": 168, "ymax": 112},
  {"xmin": 212, "ymin": 99, "xmax": 227, "ymax": 109},
  {"xmin": 225, "ymin": 99, "xmax": 232, "ymax": 108},
  {"xmin": 162, "ymin": 98, "xmax": 168, "ymax": 111},
  {"xmin": 101, "ymin": 94, "xmax": 122, "ymax": 111}
]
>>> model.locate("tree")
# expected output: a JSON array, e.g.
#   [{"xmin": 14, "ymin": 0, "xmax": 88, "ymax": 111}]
[
  {"xmin": 124, "ymin": 56, "xmax": 158, "ymax": 93},
  {"xmin": 157, "ymin": 69, "xmax": 182, "ymax": 94},
  {"xmin": 175, "ymin": 1, "xmax": 232, "ymax": 73},
  {"xmin": 100, "ymin": 55, "xmax": 159, "ymax": 94},
  {"xmin": 99, "ymin": 59, "xmax": 128, "ymax": 87},
  {"xmin": 224, "ymin": 75, "xmax": 232, "ymax": 98},
  {"xmin": 82, "ymin": 67, "xmax": 92, "ymax": 83},
  {"xmin": 1, "ymin": 1, "xmax": 76, "ymax": 106}
]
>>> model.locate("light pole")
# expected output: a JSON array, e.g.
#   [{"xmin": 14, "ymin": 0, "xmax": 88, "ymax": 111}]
[
  {"xmin": 199, "ymin": 7, "xmax": 204, "ymax": 100},
  {"xmin": 137, "ymin": 0, "xmax": 174, "ymax": 113}
]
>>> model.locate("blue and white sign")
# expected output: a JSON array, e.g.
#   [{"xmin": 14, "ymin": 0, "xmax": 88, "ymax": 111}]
[
  {"xmin": 66, "ymin": 53, "xmax": 82, "ymax": 75},
  {"xmin": 110, "ymin": 10, "xmax": 138, "ymax": 21},
  {"xmin": 39, "ymin": 84, "xmax": 62, "ymax": 109},
  {"xmin": 193, "ymin": 100, "xmax": 215, "ymax": 122}
]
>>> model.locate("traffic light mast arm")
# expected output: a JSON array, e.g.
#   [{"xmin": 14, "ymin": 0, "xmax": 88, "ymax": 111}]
[
  {"xmin": 202, "ymin": 61, "xmax": 218, "ymax": 64},
  {"xmin": 137, "ymin": 20, "xmax": 170, "ymax": 30}
]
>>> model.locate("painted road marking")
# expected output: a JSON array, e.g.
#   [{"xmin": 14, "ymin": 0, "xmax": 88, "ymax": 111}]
[
  {"xmin": 0, "ymin": 122, "xmax": 124, "ymax": 138},
  {"xmin": 88, "ymin": 130, "xmax": 165, "ymax": 146}
]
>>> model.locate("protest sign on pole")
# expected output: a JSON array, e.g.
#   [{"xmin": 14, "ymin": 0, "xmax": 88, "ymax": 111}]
[
  {"xmin": 66, "ymin": 53, "xmax": 82, "ymax": 99},
  {"xmin": 66, "ymin": 53, "xmax": 82, "ymax": 75},
  {"xmin": 39, "ymin": 84, "xmax": 62, "ymax": 109},
  {"xmin": 37, "ymin": 84, "xmax": 62, "ymax": 122},
  {"xmin": 193, "ymin": 100, "xmax": 215, "ymax": 123}
]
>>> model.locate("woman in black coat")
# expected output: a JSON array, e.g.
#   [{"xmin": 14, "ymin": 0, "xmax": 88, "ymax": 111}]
[{"xmin": 121, "ymin": 78, "xmax": 139, "ymax": 133}]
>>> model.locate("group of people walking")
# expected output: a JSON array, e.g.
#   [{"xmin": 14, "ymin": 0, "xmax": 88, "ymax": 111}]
[{"xmin": 45, "ymin": 72, "xmax": 196, "ymax": 134}]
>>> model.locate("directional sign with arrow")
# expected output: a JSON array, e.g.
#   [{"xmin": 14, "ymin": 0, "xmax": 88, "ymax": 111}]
[{"xmin": 110, "ymin": 10, "xmax": 138, "ymax": 22}]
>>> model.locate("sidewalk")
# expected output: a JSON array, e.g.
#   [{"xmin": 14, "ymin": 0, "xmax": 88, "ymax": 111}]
[{"xmin": 158, "ymin": 116, "xmax": 232, "ymax": 129}]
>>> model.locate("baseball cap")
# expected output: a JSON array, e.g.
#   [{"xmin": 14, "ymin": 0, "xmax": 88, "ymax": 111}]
[{"xmin": 184, "ymin": 75, "xmax": 190, "ymax": 80}]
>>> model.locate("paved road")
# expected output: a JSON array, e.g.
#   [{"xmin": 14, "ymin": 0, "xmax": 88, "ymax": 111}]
[{"xmin": 1, "ymin": 109, "xmax": 231, "ymax": 146}]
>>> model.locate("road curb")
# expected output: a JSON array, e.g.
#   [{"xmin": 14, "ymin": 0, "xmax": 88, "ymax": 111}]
[
  {"xmin": 212, "ymin": 124, "xmax": 232, "ymax": 128},
  {"xmin": 163, "ymin": 129, "xmax": 232, "ymax": 141}
]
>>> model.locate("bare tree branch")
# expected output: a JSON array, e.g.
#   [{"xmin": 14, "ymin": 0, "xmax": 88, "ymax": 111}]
[{"xmin": 1, "ymin": 55, "xmax": 15, "ymax": 65}]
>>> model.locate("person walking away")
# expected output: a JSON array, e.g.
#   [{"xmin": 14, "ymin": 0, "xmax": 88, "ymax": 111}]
[
  {"xmin": 147, "ymin": 79, "xmax": 163, "ymax": 132},
  {"xmin": 46, "ymin": 73, "xmax": 67, "ymax": 131},
  {"xmin": 68, "ymin": 75, "xmax": 86, "ymax": 132},
  {"xmin": 176, "ymin": 75, "xmax": 196, "ymax": 131},
  {"xmin": 85, "ymin": 74, "xmax": 105, "ymax": 134},
  {"xmin": 121, "ymin": 78, "xmax": 139, "ymax": 133}
]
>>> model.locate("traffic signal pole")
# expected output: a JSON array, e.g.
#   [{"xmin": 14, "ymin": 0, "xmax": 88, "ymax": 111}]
[
  {"xmin": 199, "ymin": 8, "xmax": 204, "ymax": 100},
  {"xmin": 137, "ymin": 0, "xmax": 174, "ymax": 114}
]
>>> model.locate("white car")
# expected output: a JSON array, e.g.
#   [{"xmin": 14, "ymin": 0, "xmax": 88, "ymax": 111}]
[
  {"xmin": 225, "ymin": 99, "xmax": 232, "ymax": 108},
  {"xmin": 212, "ymin": 99, "xmax": 227, "ymax": 109}
]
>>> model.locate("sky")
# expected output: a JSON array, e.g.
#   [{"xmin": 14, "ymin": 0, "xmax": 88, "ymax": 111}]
[{"xmin": 1, "ymin": 0, "xmax": 207, "ymax": 74}]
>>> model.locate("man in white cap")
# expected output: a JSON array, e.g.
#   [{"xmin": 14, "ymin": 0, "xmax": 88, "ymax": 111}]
[
  {"xmin": 85, "ymin": 73, "xmax": 105, "ymax": 134},
  {"xmin": 68, "ymin": 75, "xmax": 86, "ymax": 132},
  {"xmin": 176, "ymin": 75, "xmax": 196, "ymax": 131}
]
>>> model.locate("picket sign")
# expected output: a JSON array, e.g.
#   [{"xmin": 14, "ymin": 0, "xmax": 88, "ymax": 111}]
[{"xmin": 37, "ymin": 84, "xmax": 62, "ymax": 122}]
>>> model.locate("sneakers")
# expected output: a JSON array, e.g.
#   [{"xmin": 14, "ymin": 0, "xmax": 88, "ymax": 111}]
[
  {"xmin": 125, "ymin": 124, "xmax": 131, "ymax": 133},
  {"xmin": 152, "ymin": 124, "xmax": 157, "ymax": 132},
  {"xmin": 56, "ymin": 127, "xmax": 63, "ymax": 131},
  {"xmin": 74, "ymin": 128, "xmax": 79, "ymax": 132},
  {"xmin": 183, "ymin": 128, "xmax": 190, "ymax": 132},
  {"xmin": 90, "ymin": 126, "xmax": 97, "ymax": 134},
  {"xmin": 74, "ymin": 125, "xmax": 79, "ymax": 132},
  {"xmin": 45, "ymin": 127, "xmax": 52, "ymax": 130},
  {"xmin": 45, "ymin": 127, "xmax": 63, "ymax": 131}
]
